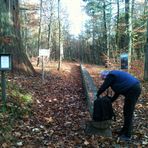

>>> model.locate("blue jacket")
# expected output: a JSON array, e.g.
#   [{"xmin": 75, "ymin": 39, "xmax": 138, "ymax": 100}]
[
  {"xmin": 97, "ymin": 70, "xmax": 140, "ymax": 101},
  {"xmin": 109, "ymin": 70, "xmax": 139, "ymax": 93}
]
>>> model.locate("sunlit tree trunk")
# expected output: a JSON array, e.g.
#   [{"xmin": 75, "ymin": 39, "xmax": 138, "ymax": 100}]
[
  {"xmin": 115, "ymin": 0, "xmax": 120, "ymax": 59},
  {"xmin": 103, "ymin": 1, "xmax": 108, "ymax": 54},
  {"xmin": 47, "ymin": 0, "xmax": 54, "ymax": 49},
  {"xmin": 125, "ymin": 0, "xmax": 133, "ymax": 70},
  {"xmin": 57, "ymin": 0, "xmax": 61, "ymax": 71},
  {"xmin": 144, "ymin": 1, "xmax": 148, "ymax": 80},
  {"xmin": 108, "ymin": 0, "xmax": 112, "ymax": 57},
  {"xmin": 92, "ymin": 13, "xmax": 95, "ymax": 64},
  {"xmin": 47, "ymin": 19, "xmax": 52, "ymax": 49},
  {"xmin": 37, "ymin": 0, "xmax": 43, "ymax": 53}
]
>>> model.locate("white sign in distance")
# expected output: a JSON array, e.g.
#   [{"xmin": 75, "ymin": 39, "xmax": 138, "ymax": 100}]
[{"xmin": 39, "ymin": 49, "xmax": 50, "ymax": 57}]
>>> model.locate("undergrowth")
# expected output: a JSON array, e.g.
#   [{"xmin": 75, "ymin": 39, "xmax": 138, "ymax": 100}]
[{"xmin": 0, "ymin": 81, "xmax": 33, "ymax": 143}]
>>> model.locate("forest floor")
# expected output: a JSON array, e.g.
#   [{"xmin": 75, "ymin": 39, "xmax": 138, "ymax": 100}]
[{"xmin": 0, "ymin": 60, "xmax": 148, "ymax": 147}]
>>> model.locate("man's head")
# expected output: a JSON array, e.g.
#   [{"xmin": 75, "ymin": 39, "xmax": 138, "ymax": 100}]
[{"xmin": 100, "ymin": 70, "xmax": 110, "ymax": 79}]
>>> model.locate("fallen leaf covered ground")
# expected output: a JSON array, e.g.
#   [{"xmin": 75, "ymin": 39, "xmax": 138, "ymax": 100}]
[{"xmin": 0, "ymin": 61, "xmax": 147, "ymax": 147}]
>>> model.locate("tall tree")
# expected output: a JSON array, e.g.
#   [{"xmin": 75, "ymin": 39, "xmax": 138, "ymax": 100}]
[
  {"xmin": 57, "ymin": 0, "xmax": 62, "ymax": 70},
  {"xmin": 102, "ymin": 0, "xmax": 108, "ymax": 54},
  {"xmin": 115, "ymin": 0, "xmax": 120, "ymax": 58},
  {"xmin": 0, "ymin": 0, "xmax": 35, "ymax": 75},
  {"xmin": 83, "ymin": 0, "xmax": 111, "ymax": 64},
  {"xmin": 37, "ymin": 0, "xmax": 43, "ymax": 52},
  {"xmin": 12, "ymin": 0, "xmax": 36, "ymax": 74},
  {"xmin": 144, "ymin": 0, "xmax": 148, "ymax": 80},
  {"xmin": 125, "ymin": 0, "xmax": 133, "ymax": 70},
  {"xmin": 47, "ymin": 0, "xmax": 54, "ymax": 49}
]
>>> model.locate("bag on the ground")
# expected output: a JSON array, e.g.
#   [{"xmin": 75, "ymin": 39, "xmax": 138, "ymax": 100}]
[{"xmin": 93, "ymin": 96, "xmax": 115, "ymax": 122}]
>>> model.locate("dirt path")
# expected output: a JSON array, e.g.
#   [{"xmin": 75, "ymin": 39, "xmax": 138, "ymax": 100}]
[{"xmin": 31, "ymin": 62, "xmax": 90, "ymax": 147}]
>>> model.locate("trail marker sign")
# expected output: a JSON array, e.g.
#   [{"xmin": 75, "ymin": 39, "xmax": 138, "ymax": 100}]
[
  {"xmin": 120, "ymin": 53, "xmax": 128, "ymax": 69},
  {"xmin": 0, "ymin": 54, "xmax": 12, "ymax": 112},
  {"xmin": 39, "ymin": 49, "xmax": 50, "ymax": 57},
  {"xmin": 0, "ymin": 54, "xmax": 12, "ymax": 71},
  {"xmin": 38, "ymin": 49, "xmax": 50, "ymax": 81}
]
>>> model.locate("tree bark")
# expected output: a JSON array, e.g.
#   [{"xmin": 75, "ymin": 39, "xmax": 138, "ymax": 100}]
[
  {"xmin": 13, "ymin": 0, "xmax": 36, "ymax": 75},
  {"xmin": 37, "ymin": 0, "xmax": 43, "ymax": 52},
  {"xmin": 115, "ymin": 0, "xmax": 120, "ymax": 58},
  {"xmin": 57, "ymin": 0, "xmax": 62, "ymax": 71},
  {"xmin": 47, "ymin": 0, "xmax": 54, "ymax": 49},
  {"xmin": 103, "ymin": 1, "xmax": 108, "ymax": 54},
  {"xmin": 144, "ymin": 2, "xmax": 148, "ymax": 80},
  {"xmin": 125, "ymin": 0, "xmax": 133, "ymax": 70},
  {"xmin": 1, "ymin": 0, "xmax": 36, "ymax": 75}
]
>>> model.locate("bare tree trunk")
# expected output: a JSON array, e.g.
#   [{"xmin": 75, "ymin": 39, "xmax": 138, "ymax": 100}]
[
  {"xmin": 0, "ymin": 0, "xmax": 36, "ymax": 75},
  {"xmin": 37, "ymin": 0, "xmax": 43, "ymax": 53},
  {"xmin": 108, "ymin": 0, "xmax": 112, "ymax": 57},
  {"xmin": 125, "ymin": 0, "xmax": 133, "ymax": 70},
  {"xmin": 57, "ymin": 0, "xmax": 61, "ymax": 71},
  {"xmin": 12, "ymin": 0, "xmax": 36, "ymax": 75},
  {"xmin": 92, "ymin": 13, "xmax": 95, "ymax": 64},
  {"xmin": 103, "ymin": 1, "xmax": 108, "ymax": 54},
  {"xmin": 144, "ymin": 1, "xmax": 148, "ymax": 80},
  {"xmin": 47, "ymin": 0, "xmax": 54, "ymax": 49},
  {"xmin": 47, "ymin": 20, "xmax": 52, "ymax": 49},
  {"xmin": 115, "ymin": 0, "xmax": 120, "ymax": 59},
  {"xmin": 144, "ymin": 41, "xmax": 148, "ymax": 80}
]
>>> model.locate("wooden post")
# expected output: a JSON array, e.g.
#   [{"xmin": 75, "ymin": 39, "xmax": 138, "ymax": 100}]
[
  {"xmin": 1, "ymin": 71, "xmax": 6, "ymax": 112},
  {"xmin": 41, "ymin": 56, "xmax": 44, "ymax": 81}
]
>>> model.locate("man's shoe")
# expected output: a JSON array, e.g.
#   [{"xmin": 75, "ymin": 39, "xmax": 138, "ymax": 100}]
[{"xmin": 119, "ymin": 135, "xmax": 131, "ymax": 142}]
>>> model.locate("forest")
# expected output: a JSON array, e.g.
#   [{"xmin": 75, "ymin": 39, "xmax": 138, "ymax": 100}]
[{"xmin": 0, "ymin": 0, "xmax": 148, "ymax": 147}]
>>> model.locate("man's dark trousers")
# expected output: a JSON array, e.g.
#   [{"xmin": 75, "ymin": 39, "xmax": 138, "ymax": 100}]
[{"xmin": 122, "ymin": 84, "xmax": 141, "ymax": 137}]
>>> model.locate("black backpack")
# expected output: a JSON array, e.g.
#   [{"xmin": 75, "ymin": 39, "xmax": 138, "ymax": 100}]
[{"xmin": 93, "ymin": 96, "xmax": 115, "ymax": 122}]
